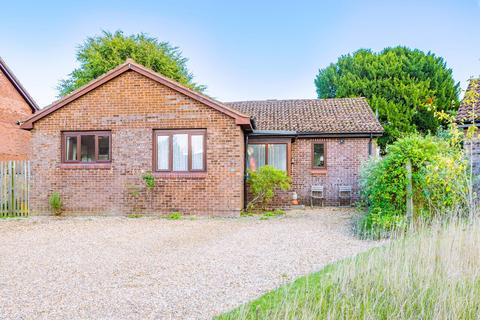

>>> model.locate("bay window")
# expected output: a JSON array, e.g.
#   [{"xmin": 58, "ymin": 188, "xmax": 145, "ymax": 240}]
[{"xmin": 154, "ymin": 129, "xmax": 206, "ymax": 172}]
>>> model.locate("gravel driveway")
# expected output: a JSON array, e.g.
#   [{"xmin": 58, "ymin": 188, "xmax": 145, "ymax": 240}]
[{"xmin": 0, "ymin": 208, "xmax": 377, "ymax": 319}]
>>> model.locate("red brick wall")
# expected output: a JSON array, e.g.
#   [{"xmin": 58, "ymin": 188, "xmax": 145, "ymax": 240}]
[
  {"xmin": 245, "ymin": 137, "xmax": 371, "ymax": 209},
  {"xmin": 0, "ymin": 69, "xmax": 34, "ymax": 160},
  {"xmin": 29, "ymin": 70, "xmax": 245, "ymax": 216},
  {"xmin": 291, "ymin": 137, "xmax": 370, "ymax": 206}
]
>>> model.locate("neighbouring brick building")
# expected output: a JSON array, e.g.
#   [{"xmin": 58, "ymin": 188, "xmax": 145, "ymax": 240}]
[
  {"xmin": 456, "ymin": 78, "xmax": 480, "ymax": 190},
  {"xmin": 21, "ymin": 60, "xmax": 383, "ymax": 216},
  {"xmin": 0, "ymin": 57, "xmax": 39, "ymax": 160}
]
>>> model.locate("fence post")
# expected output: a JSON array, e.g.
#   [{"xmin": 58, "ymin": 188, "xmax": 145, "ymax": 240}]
[
  {"xmin": 0, "ymin": 162, "xmax": 3, "ymax": 216},
  {"xmin": 10, "ymin": 161, "xmax": 14, "ymax": 215},
  {"xmin": 406, "ymin": 160, "xmax": 414, "ymax": 223}
]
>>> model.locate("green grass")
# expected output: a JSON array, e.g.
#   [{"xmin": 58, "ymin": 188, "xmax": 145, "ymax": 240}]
[
  {"xmin": 217, "ymin": 217, "xmax": 480, "ymax": 320},
  {"xmin": 166, "ymin": 212, "xmax": 182, "ymax": 220},
  {"xmin": 0, "ymin": 215, "xmax": 28, "ymax": 220},
  {"xmin": 242, "ymin": 209, "xmax": 286, "ymax": 220},
  {"xmin": 127, "ymin": 214, "xmax": 143, "ymax": 218},
  {"xmin": 263, "ymin": 209, "xmax": 285, "ymax": 217}
]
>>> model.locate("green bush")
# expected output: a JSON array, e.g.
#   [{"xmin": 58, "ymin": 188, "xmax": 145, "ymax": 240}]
[
  {"xmin": 49, "ymin": 192, "xmax": 63, "ymax": 216},
  {"xmin": 359, "ymin": 134, "xmax": 468, "ymax": 237},
  {"xmin": 246, "ymin": 166, "xmax": 291, "ymax": 212}
]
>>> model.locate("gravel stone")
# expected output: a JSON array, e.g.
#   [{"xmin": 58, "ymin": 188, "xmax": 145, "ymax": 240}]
[{"xmin": 0, "ymin": 208, "xmax": 378, "ymax": 319}]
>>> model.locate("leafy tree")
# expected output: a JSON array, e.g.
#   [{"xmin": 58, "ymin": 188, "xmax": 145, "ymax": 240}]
[
  {"xmin": 315, "ymin": 47, "xmax": 460, "ymax": 149},
  {"xmin": 58, "ymin": 30, "xmax": 205, "ymax": 96}
]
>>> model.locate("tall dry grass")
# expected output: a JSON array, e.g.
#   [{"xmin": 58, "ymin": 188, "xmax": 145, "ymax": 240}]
[{"xmin": 219, "ymin": 211, "xmax": 480, "ymax": 319}]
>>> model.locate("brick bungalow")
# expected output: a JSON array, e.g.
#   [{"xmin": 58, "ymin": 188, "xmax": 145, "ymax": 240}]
[
  {"xmin": 21, "ymin": 60, "xmax": 383, "ymax": 216},
  {"xmin": 0, "ymin": 57, "xmax": 39, "ymax": 160}
]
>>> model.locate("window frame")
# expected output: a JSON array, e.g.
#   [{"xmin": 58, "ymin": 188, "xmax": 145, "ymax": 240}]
[
  {"xmin": 153, "ymin": 129, "xmax": 207, "ymax": 173},
  {"xmin": 311, "ymin": 142, "xmax": 327, "ymax": 169},
  {"xmin": 61, "ymin": 131, "xmax": 112, "ymax": 164},
  {"xmin": 247, "ymin": 138, "xmax": 291, "ymax": 175}
]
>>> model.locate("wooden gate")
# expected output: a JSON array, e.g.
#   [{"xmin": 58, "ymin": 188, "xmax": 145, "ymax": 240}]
[{"xmin": 0, "ymin": 160, "xmax": 30, "ymax": 217}]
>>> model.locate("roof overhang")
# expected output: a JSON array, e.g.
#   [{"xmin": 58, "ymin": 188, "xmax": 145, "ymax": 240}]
[
  {"xmin": 0, "ymin": 56, "xmax": 39, "ymax": 113},
  {"xmin": 247, "ymin": 130, "xmax": 383, "ymax": 138},
  {"xmin": 248, "ymin": 130, "xmax": 297, "ymax": 138},
  {"xmin": 296, "ymin": 131, "xmax": 383, "ymax": 138},
  {"xmin": 20, "ymin": 59, "xmax": 252, "ymax": 130}
]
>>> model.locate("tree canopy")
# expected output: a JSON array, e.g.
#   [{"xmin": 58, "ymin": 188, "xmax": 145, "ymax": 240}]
[
  {"xmin": 58, "ymin": 30, "xmax": 205, "ymax": 96},
  {"xmin": 314, "ymin": 47, "xmax": 460, "ymax": 149}
]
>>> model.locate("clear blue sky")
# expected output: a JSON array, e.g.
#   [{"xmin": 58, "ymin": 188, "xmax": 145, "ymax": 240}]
[{"xmin": 1, "ymin": 0, "xmax": 479, "ymax": 108}]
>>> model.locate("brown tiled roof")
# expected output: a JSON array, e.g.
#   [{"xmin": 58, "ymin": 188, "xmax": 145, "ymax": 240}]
[
  {"xmin": 21, "ymin": 59, "xmax": 252, "ymax": 130},
  {"xmin": 226, "ymin": 97, "xmax": 383, "ymax": 134},
  {"xmin": 456, "ymin": 79, "xmax": 480, "ymax": 123}
]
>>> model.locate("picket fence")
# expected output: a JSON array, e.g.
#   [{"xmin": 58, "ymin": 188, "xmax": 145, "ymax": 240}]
[{"xmin": 0, "ymin": 160, "xmax": 30, "ymax": 217}]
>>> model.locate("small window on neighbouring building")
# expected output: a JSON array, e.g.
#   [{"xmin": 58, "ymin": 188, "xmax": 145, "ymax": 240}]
[
  {"xmin": 62, "ymin": 131, "xmax": 111, "ymax": 164},
  {"xmin": 312, "ymin": 143, "xmax": 326, "ymax": 168}
]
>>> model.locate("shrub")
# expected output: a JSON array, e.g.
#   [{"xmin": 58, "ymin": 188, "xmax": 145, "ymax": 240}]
[
  {"xmin": 359, "ymin": 134, "xmax": 468, "ymax": 237},
  {"xmin": 49, "ymin": 192, "xmax": 63, "ymax": 216},
  {"xmin": 246, "ymin": 166, "xmax": 291, "ymax": 212}
]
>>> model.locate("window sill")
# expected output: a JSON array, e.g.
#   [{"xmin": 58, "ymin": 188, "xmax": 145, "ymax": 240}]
[
  {"xmin": 311, "ymin": 168, "xmax": 327, "ymax": 176},
  {"xmin": 60, "ymin": 163, "xmax": 112, "ymax": 170},
  {"xmin": 154, "ymin": 171, "xmax": 208, "ymax": 179}
]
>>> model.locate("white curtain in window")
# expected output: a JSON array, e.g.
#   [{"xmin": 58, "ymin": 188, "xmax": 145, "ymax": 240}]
[
  {"xmin": 191, "ymin": 135, "xmax": 204, "ymax": 170},
  {"xmin": 173, "ymin": 134, "xmax": 188, "ymax": 171},
  {"xmin": 66, "ymin": 136, "xmax": 77, "ymax": 161},
  {"xmin": 247, "ymin": 144, "xmax": 266, "ymax": 171},
  {"xmin": 268, "ymin": 144, "xmax": 287, "ymax": 171},
  {"xmin": 157, "ymin": 135, "xmax": 169, "ymax": 170}
]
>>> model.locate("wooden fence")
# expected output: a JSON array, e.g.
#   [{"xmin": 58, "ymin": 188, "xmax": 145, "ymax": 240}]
[{"xmin": 0, "ymin": 160, "xmax": 30, "ymax": 217}]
